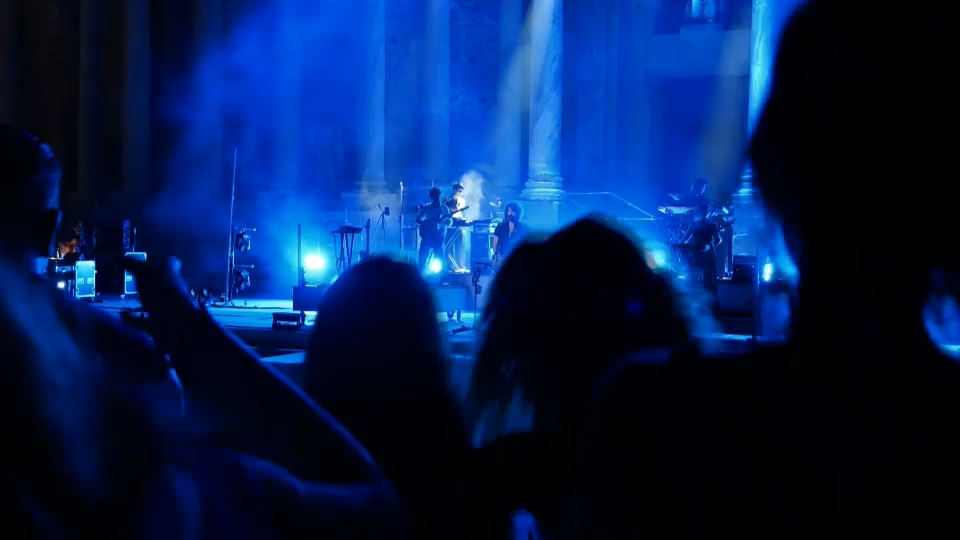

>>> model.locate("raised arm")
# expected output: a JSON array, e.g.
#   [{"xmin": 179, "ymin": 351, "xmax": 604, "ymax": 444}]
[{"xmin": 126, "ymin": 258, "xmax": 384, "ymax": 486}]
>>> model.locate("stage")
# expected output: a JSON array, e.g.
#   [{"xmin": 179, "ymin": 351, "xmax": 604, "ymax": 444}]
[
  {"xmin": 94, "ymin": 296, "xmax": 762, "ymax": 394},
  {"xmin": 96, "ymin": 296, "xmax": 763, "ymax": 356},
  {"xmin": 93, "ymin": 295, "xmax": 960, "ymax": 395}
]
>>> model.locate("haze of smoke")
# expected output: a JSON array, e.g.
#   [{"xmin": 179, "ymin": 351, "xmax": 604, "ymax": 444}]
[
  {"xmin": 144, "ymin": 1, "xmax": 371, "ymax": 292},
  {"xmin": 457, "ymin": 169, "xmax": 487, "ymax": 220}
]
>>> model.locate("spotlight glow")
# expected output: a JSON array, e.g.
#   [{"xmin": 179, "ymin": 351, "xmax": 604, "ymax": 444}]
[
  {"xmin": 304, "ymin": 254, "xmax": 326, "ymax": 271},
  {"xmin": 426, "ymin": 258, "xmax": 444, "ymax": 274},
  {"xmin": 762, "ymin": 263, "xmax": 774, "ymax": 282},
  {"xmin": 56, "ymin": 281, "xmax": 66, "ymax": 289}
]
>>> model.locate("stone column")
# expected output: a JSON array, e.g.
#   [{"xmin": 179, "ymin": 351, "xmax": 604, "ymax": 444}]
[
  {"xmin": 0, "ymin": 0, "xmax": 20, "ymax": 125},
  {"xmin": 272, "ymin": 0, "xmax": 301, "ymax": 195},
  {"xmin": 122, "ymin": 0, "xmax": 151, "ymax": 199},
  {"xmin": 748, "ymin": 0, "xmax": 803, "ymax": 131},
  {"xmin": 358, "ymin": 0, "xmax": 387, "ymax": 196},
  {"xmin": 425, "ymin": 0, "xmax": 450, "ymax": 190},
  {"xmin": 493, "ymin": 0, "xmax": 523, "ymax": 201},
  {"xmin": 741, "ymin": 0, "xmax": 802, "ymax": 189},
  {"xmin": 521, "ymin": 0, "xmax": 564, "ymax": 227},
  {"xmin": 743, "ymin": 0, "xmax": 801, "ymax": 339},
  {"xmin": 78, "ymin": 0, "xmax": 104, "ymax": 199}
]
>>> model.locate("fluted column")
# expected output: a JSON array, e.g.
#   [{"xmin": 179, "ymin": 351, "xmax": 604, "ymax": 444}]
[
  {"xmin": 743, "ymin": 0, "xmax": 801, "ymax": 339},
  {"xmin": 741, "ymin": 0, "xmax": 802, "ymax": 191},
  {"xmin": 0, "ymin": 0, "xmax": 20, "ymax": 125},
  {"xmin": 78, "ymin": 0, "xmax": 104, "ymax": 198},
  {"xmin": 521, "ymin": 0, "xmax": 564, "ymax": 226},
  {"xmin": 272, "ymin": 0, "xmax": 301, "ymax": 195},
  {"xmin": 493, "ymin": 0, "xmax": 523, "ymax": 200},
  {"xmin": 359, "ymin": 0, "xmax": 387, "ymax": 194},
  {"xmin": 123, "ymin": 0, "xmax": 151, "ymax": 199},
  {"xmin": 747, "ymin": 0, "xmax": 801, "ymax": 134},
  {"xmin": 425, "ymin": 0, "xmax": 450, "ymax": 189}
]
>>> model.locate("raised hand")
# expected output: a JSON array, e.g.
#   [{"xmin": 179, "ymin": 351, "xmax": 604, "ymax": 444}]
[{"xmin": 122, "ymin": 256, "xmax": 198, "ymax": 351}]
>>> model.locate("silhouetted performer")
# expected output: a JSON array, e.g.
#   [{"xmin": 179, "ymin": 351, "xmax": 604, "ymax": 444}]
[
  {"xmin": 416, "ymin": 187, "xmax": 452, "ymax": 271},
  {"xmin": 683, "ymin": 205, "xmax": 721, "ymax": 300},
  {"xmin": 676, "ymin": 178, "xmax": 710, "ymax": 207},
  {"xmin": 491, "ymin": 202, "xmax": 528, "ymax": 267},
  {"xmin": 444, "ymin": 183, "xmax": 467, "ymax": 270}
]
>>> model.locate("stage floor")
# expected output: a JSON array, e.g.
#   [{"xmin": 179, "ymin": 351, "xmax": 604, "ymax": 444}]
[
  {"xmin": 96, "ymin": 297, "xmax": 763, "ymax": 358},
  {"xmin": 94, "ymin": 296, "xmax": 960, "ymax": 396}
]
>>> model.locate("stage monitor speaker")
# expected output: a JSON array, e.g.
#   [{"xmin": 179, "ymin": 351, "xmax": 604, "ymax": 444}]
[
  {"xmin": 98, "ymin": 220, "xmax": 134, "ymax": 253},
  {"xmin": 124, "ymin": 252, "xmax": 147, "ymax": 295},
  {"xmin": 293, "ymin": 284, "xmax": 328, "ymax": 312},
  {"xmin": 75, "ymin": 260, "xmax": 96, "ymax": 299}
]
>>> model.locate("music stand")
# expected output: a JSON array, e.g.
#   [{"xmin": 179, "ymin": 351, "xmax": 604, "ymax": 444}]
[{"xmin": 332, "ymin": 226, "xmax": 361, "ymax": 274}]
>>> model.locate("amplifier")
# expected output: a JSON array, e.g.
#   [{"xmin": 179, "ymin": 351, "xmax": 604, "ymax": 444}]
[
  {"xmin": 123, "ymin": 252, "xmax": 147, "ymax": 295},
  {"xmin": 98, "ymin": 219, "xmax": 134, "ymax": 252},
  {"xmin": 470, "ymin": 231, "xmax": 494, "ymax": 263},
  {"xmin": 75, "ymin": 260, "xmax": 96, "ymax": 299},
  {"xmin": 293, "ymin": 284, "xmax": 328, "ymax": 312}
]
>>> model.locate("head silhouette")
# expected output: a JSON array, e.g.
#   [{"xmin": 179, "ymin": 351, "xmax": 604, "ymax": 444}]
[
  {"xmin": 0, "ymin": 124, "xmax": 62, "ymax": 267},
  {"xmin": 306, "ymin": 257, "xmax": 448, "ymax": 400},
  {"xmin": 305, "ymin": 257, "xmax": 466, "ymax": 536},
  {"xmin": 473, "ymin": 217, "xmax": 689, "ymax": 420},
  {"xmin": 751, "ymin": 0, "xmax": 952, "ymax": 274},
  {"xmin": 429, "ymin": 187, "xmax": 442, "ymax": 202},
  {"xmin": 504, "ymin": 201, "xmax": 523, "ymax": 222}
]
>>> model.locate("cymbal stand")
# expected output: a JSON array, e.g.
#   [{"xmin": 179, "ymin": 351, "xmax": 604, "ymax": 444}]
[
  {"xmin": 398, "ymin": 182, "xmax": 405, "ymax": 251},
  {"xmin": 223, "ymin": 148, "xmax": 238, "ymax": 305},
  {"xmin": 450, "ymin": 267, "xmax": 484, "ymax": 335}
]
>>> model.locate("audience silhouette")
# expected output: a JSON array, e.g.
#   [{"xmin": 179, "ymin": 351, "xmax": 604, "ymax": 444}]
[
  {"xmin": 6, "ymin": 0, "xmax": 960, "ymax": 535},
  {"xmin": 305, "ymin": 257, "xmax": 469, "ymax": 539}
]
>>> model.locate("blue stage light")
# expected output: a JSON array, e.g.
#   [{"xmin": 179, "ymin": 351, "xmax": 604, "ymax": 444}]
[
  {"xmin": 304, "ymin": 254, "xmax": 326, "ymax": 271},
  {"xmin": 427, "ymin": 258, "xmax": 444, "ymax": 274}
]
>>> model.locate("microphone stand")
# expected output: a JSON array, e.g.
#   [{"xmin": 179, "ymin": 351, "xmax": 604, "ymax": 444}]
[{"xmin": 398, "ymin": 182, "xmax": 405, "ymax": 251}]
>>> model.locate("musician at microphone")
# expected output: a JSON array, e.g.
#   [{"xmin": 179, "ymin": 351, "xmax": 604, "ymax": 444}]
[
  {"xmin": 444, "ymin": 183, "xmax": 466, "ymax": 213},
  {"xmin": 491, "ymin": 202, "xmax": 528, "ymax": 267},
  {"xmin": 444, "ymin": 183, "xmax": 467, "ymax": 270},
  {"xmin": 683, "ymin": 204, "xmax": 722, "ymax": 304},
  {"xmin": 416, "ymin": 187, "xmax": 453, "ymax": 272}
]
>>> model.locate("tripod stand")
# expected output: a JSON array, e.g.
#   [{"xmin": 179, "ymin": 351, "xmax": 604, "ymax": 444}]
[
  {"xmin": 372, "ymin": 204, "xmax": 389, "ymax": 246},
  {"xmin": 450, "ymin": 265, "xmax": 486, "ymax": 335}
]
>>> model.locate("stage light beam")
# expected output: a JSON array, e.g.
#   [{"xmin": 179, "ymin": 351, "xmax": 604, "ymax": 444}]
[
  {"xmin": 304, "ymin": 254, "xmax": 326, "ymax": 271},
  {"xmin": 427, "ymin": 258, "xmax": 444, "ymax": 274}
]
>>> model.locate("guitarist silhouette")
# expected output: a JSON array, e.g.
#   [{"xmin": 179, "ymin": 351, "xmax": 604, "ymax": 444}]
[
  {"xmin": 416, "ymin": 187, "xmax": 453, "ymax": 272},
  {"xmin": 682, "ymin": 205, "xmax": 731, "ymax": 303}
]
